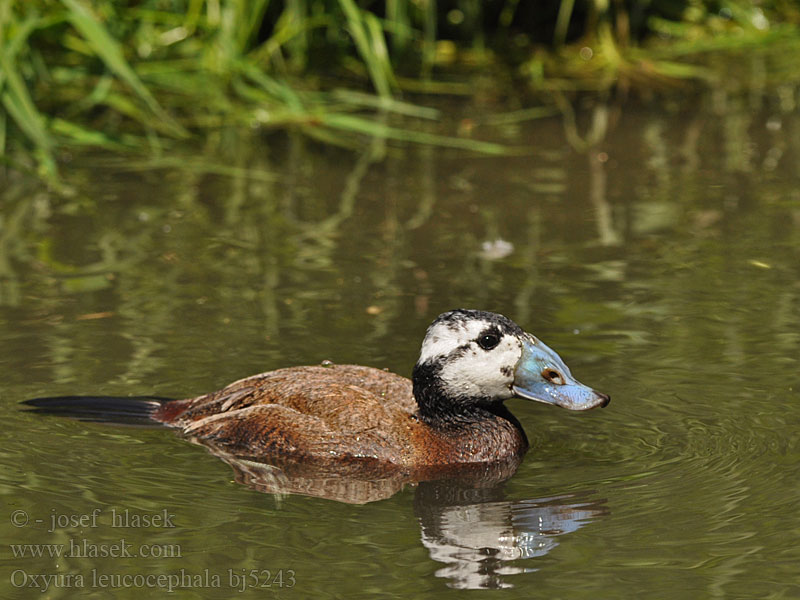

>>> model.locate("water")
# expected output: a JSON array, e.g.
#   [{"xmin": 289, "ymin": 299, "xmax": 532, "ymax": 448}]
[{"xmin": 2, "ymin": 86, "xmax": 799, "ymax": 598}]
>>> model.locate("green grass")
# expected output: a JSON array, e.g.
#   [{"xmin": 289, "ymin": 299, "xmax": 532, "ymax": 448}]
[{"xmin": 1, "ymin": 0, "xmax": 799, "ymax": 184}]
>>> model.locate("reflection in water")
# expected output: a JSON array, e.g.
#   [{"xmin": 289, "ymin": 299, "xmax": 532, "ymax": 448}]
[
  {"xmin": 200, "ymin": 440, "xmax": 607, "ymax": 590},
  {"xmin": 414, "ymin": 482, "xmax": 607, "ymax": 589},
  {"xmin": 189, "ymin": 438, "xmax": 522, "ymax": 504},
  {"xmin": 3, "ymin": 72, "xmax": 800, "ymax": 598}
]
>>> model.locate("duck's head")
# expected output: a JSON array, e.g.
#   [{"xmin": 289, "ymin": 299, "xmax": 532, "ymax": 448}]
[{"xmin": 412, "ymin": 309, "xmax": 609, "ymax": 421}]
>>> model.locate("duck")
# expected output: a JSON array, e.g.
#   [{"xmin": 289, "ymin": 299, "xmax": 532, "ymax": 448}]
[{"xmin": 25, "ymin": 309, "xmax": 609, "ymax": 473}]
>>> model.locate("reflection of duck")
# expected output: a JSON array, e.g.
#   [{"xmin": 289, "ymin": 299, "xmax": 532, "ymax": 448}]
[
  {"xmin": 191, "ymin": 446, "xmax": 609, "ymax": 589},
  {"xmin": 414, "ymin": 482, "xmax": 608, "ymax": 590},
  {"xmin": 26, "ymin": 310, "xmax": 608, "ymax": 475},
  {"xmin": 194, "ymin": 442, "xmax": 523, "ymax": 504}
]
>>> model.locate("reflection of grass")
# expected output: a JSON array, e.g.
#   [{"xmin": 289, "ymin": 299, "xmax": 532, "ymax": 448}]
[
  {"xmin": 2, "ymin": 78, "xmax": 799, "ymax": 389},
  {"xmin": 2, "ymin": 1, "xmax": 799, "ymax": 182}
]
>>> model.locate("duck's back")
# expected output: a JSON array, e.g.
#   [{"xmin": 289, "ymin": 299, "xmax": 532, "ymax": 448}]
[{"xmin": 154, "ymin": 365, "xmax": 420, "ymax": 465}]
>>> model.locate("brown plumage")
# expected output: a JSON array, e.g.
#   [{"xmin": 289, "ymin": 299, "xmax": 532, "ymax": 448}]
[{"xmin": 153, "ymin": 364, "xmax": 528, "ymax": 472}]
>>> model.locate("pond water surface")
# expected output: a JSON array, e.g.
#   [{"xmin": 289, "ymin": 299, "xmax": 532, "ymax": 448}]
[{"xmin": 2, "ymin": 85, "xmax": 799, "ymax": 598}]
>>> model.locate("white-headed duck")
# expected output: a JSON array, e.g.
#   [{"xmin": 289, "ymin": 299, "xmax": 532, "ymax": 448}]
[{"xmin": 26, "ymin": 309, "xmax": 609, "ymax": 472}]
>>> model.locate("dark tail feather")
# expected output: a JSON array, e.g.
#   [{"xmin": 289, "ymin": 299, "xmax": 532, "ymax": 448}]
[{"xmin": 22, "ymin": 395, "xmax": 174, "ymax": 426}]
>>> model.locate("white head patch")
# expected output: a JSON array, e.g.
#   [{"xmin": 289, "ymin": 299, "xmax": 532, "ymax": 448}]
[{"xmin": 417, "ymin": 317, "xmax": 524, "ymax": 401}]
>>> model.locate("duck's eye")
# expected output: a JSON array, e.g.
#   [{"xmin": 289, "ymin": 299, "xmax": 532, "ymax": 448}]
[
  {"xmin": 477, "ymin": 332, "xmax": 500, "ymax": 350},
  {"xmin": 542, "ymin": 369, "xmax": 565, "ymax": 385}
]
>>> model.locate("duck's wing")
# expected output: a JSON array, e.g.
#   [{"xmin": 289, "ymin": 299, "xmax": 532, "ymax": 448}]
[
  {"xmin": 162, "ymin": 364, "xmax": 415, "ymax": 424},
  {"xmin": 165, "ymin": 365, "xmax": 416, "ymax": 463}
]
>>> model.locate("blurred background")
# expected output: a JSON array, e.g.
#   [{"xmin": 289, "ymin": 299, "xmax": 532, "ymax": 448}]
[{"xmin": 2, "ymin": 1, "xmax": 799, "ymax": 597}]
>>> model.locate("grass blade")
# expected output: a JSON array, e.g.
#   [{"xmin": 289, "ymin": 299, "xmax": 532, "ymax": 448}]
[
  {"xmin": 50, "ymin": 118, "xmax": 132, "ymax": 149},
  {"xmin": 319, "ymin": 112, "xmax": 518, "ymax": 155},
  {"xmin": 59, "ymin": 0, "xmax": 187, "ymax": 137},
  {"xmin": 0, "ymin": 51, "xmax": 56, "ymax": 177},
  {"xmin": 337, "ymin": 0, "xmax": 395, "ymax": 97},
  {"xmin": 330, "ymin": 89, "xmax": 440, "ymax": 119}
]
